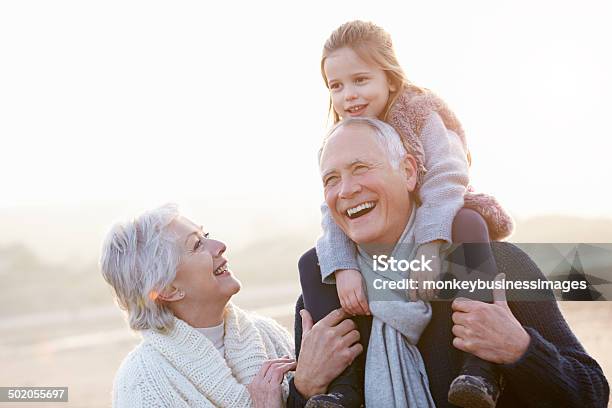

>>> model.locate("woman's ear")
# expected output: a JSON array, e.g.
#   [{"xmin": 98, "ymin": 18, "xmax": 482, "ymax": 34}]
[
  {"xmin": 388, "ymin": 80, "xmax": 397, "ymax": 93},
  {"xmin": 157, "ymin": 286, "xmax": 185, "ymax": 302},
  {"xmin": 401, "ymin": 154, "xmax": 418, "ymax": 191}
]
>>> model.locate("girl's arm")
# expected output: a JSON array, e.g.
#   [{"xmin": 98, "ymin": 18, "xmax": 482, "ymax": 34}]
[
  {"xmin": 413, "ymin": 112, "xmax": 469, "ymax": 246},
  {"xmin": 315, "ymin": 202, "xmax": 359, "ymax": 283}
]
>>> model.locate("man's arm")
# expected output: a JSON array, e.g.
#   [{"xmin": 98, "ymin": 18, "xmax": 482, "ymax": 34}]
[
  {"xmin": 497, "ymin": 322, "xmax": 609, "ymax": 408},
  {"xmin": 500, "ymin": 244, "xmax": 609, "ymax": 408},
  {"xmin": 453, "ymin": 243, "xmax": 610, "ymax": 408},
  {"xmin": 287, "ymin": 296, "xmax": 363, "ymax": 408},
  {"xmin": 499, "ymin": 299, "xmax": 609, "ymax": 407}
]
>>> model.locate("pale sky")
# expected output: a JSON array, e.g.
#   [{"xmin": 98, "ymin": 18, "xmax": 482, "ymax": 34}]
[{"xmin": 1, "ymin": 0, "xmax": 611, "ymax": 224}]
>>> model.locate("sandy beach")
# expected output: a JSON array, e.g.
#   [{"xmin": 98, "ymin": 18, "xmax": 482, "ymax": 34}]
[{"xmin": 0, "ymin": 281, "xmax": 610, "ymax": 407}]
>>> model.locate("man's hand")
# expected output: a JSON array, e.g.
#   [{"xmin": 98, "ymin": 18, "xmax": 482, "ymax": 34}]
[
  {"xmin": 294, "ymin": 308, "xmax": 363, "ymax": 398},
  {"xmin": 451, "ymin": 273, "xmax": 531, "ymax": 364},
  {"xmin": 336, "ymin": 269, "xmax": 370, "ymax": 316},
  {"xmin": 409, "ymin": 241, "xmax": 442, "ymax": 301}
]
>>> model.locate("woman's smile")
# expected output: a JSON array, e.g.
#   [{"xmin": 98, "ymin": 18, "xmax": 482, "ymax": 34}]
[
  {"xmin": 213, "ymin": 262, "xmax": 231, "ymax": 277},
  {"xmin": 213, "ymin": 260, "xmax": 228, "ymax": 276}
]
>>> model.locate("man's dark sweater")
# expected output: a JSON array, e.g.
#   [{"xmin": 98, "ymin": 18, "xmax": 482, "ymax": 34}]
[{"xmin": 287, "ymin": 243, "xmax": 610, "ymax": 407}]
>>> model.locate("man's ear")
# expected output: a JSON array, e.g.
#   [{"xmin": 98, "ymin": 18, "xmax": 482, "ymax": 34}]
[
  {"xmin": 401, "ymin": 154, "xmax": 418, "ymax": 191},
  {"xmin": 157, "ymin": 286, "xmax": 185, "ymax": 302}
]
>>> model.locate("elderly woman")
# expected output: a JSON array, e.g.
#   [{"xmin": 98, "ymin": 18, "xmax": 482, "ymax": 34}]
[{"xmin": 99, "ymin": 204, "xmax": 298, "ymax": 407}]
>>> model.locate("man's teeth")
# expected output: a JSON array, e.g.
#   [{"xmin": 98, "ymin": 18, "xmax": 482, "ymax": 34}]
[
  {"xmin": 214, "ymin": 264, "xmax": 228, "ymax": 276},
  {"xmin": 346, "ymin": 201, "xmax": 375, "ymax": 217}
]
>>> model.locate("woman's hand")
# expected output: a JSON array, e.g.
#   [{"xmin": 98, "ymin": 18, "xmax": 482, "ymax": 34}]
[
  {"xmin": 336, "ymin": 269, "xmax": 370, "ymax": 316},
  {"xmin": 247, "ymin": 357, "xmax": 296, "ymax": 408}
]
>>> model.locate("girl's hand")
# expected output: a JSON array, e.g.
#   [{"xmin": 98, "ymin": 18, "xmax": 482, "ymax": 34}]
[
  {"xmin": 409, "ymin": 241, "xmax": 442, "ymax": 301},
  {"xmin": 336, "ymin": 269, "xmax": 370, "ymax": 316},
  {"xmin": 247, "ymin": 357, "xmax": 296, "ymax": 408}
]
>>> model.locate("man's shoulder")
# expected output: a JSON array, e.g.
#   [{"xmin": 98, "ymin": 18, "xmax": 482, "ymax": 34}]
[
  {"xmin": 491, "ymin": 242, "xmax": 547, "ymax": 280},
  {"xmin": 491, "ymin": 242, "xmax": 558, "ymax": 306}
]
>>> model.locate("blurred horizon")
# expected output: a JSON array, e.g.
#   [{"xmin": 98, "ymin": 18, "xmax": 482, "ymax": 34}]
[
  {"xmin": 3, "ymin": 206, "xmax": 612, "ymax": 319},
  {"xmin": 3, "ymin": 202, "xmax": 612, "ymax": 267}
]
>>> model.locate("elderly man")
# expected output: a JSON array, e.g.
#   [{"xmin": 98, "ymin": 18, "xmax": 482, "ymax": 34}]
[{"xmin": 287, "ymin": 117, "xmax": 609, "ymax": 407}]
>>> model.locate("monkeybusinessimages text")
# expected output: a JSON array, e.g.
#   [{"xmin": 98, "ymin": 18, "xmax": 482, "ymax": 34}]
[{"xmin": 372, "ymin": 255, "xmax": 588, "ymax": 293}]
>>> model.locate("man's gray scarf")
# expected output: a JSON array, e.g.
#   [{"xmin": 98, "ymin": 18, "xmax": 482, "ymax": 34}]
[{"xmin": 357, "ymin": 210, "xmax": 436, "ymax": 407}]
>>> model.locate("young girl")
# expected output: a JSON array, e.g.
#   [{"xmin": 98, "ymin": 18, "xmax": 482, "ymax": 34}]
[{"xmin": 300, "ymin": 21, "xmax": 513, "ymax": 408}]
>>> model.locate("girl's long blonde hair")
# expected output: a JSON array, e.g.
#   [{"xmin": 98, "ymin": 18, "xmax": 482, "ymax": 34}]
[{"xmin": 321, "ymin": 20, "xmax": 425, "ymax": 123}]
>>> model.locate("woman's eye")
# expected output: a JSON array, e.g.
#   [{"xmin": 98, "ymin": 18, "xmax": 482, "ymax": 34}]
[
  {"xmin": 193, "ymin": 233, "xmax": 210, "ymax": 251},
  {"xmin": 354, "ymin": 165, "xmax": 368, "ymax": 174}
]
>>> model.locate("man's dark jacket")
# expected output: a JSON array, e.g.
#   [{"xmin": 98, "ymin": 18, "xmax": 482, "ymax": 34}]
[{"xmin": 287, "ymin": 243, "xmax": 610, "ymax": 408}]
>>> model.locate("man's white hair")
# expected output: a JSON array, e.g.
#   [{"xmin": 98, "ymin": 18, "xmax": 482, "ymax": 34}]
[
  {"xmin": 318, "ymin": 117, "xmax": 407, "ymax": 169},
  {"xmin": 99, "ymin": 203, "xmax": 181, "ymax": 332}
]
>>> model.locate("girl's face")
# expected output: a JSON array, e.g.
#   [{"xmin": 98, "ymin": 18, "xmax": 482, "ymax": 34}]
[{"xmin": 324, "ymin": 47, "xmax": 396, "ymax": 120}]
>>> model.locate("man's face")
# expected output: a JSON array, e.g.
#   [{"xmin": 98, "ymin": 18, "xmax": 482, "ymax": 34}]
[{"xmin": 320, "ymin": 123, "xmax": 416, "ymax": 247}]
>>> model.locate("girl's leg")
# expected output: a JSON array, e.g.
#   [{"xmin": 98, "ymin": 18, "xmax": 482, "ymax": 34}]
[
  {"xmin": 298, "ymin": 247, "xmax": 372, "ymax": 346},
  {"xmin": 452, "ymin": 208, "xmax": 499, "ymax": 303},
  {"xmin": 298, "ymin": 247, "xmax": 370, "ymax": 408},
  {"xmin": 298, "ymin": 247, "xmax": 341, "ymax": 322},
  {"xmin": 448, "ymin": 208, "xmax": 502, "ymax": 408}
]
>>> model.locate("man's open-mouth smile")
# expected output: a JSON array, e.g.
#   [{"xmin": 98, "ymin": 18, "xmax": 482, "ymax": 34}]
[{"xmin": 346, "ymin": 201, "xmax": 377, "ymax": 219}]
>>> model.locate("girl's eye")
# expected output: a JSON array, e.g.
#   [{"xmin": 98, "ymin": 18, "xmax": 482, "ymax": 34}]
[
  {"xmin": 329, "ymin": 82, "xmax": 341, "ymax": 91},
  {"xmin": 355, "ymin": 77, "xmax": 367, "ymax": 84}
]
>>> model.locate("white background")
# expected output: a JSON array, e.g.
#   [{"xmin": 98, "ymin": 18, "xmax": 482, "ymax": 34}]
[{"xmin": 1, "ymin": 0, "xmax": 611, "ymax": 261}]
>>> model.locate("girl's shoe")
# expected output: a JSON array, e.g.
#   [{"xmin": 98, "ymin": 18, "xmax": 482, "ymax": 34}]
[
  {"xmin": 305, "ymin": 384, "xmax": 363, "ymax": 408},
  {"xmin": 447, "ymin": 357, "xmax": 504, "ymax": 408}
]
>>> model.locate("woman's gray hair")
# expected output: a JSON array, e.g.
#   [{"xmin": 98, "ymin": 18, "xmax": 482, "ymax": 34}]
[
  {"xmin": 99, "ymin": 203, "xmax": 181, "ymax": 333},
  {"xmin": 318, "ymin": 117, "xmax": 407, "ymax": 169}
]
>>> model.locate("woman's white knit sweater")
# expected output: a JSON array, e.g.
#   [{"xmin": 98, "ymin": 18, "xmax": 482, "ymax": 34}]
[{"xmin": 112, "ymin": 303, "xmax": 294, "ymax": 407}]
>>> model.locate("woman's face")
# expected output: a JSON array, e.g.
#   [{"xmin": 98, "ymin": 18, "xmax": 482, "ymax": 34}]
[
  {"xmin": 168, "ymin": 216, "xmax": 241, "ymax": 307},
  {"xmin": 324, "ymin": 47, "xmax": 395, "ymax": 120}
]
